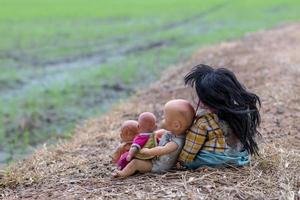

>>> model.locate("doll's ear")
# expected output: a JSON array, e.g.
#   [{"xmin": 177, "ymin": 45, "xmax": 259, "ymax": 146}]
[
  {"xmin": 173, "ymin": 120, "xmax": 181, "ymax": 130},
  {"xmin": 120, "ymin": 131, "xmax": 127, "ymax": 137},
  {"xmin": 120, "ymin": 131, "xmax": 127, "ymax": 141},
  {"xmin": 121, "ymin": 131, "xmax": 132, "ymax": 141}
]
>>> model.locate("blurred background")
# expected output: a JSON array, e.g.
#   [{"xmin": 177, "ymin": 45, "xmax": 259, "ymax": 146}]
[{"xmin": 1, "ymin": 0, "xmax": 300, "ymax": 164}]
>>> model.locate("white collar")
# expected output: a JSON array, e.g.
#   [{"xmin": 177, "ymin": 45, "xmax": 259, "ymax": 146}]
[{"xmin": 196, "ymin": 109, "xmax": 210, "ymax": 117}]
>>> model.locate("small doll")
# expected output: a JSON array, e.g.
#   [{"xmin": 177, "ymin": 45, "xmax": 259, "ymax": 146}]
[
  {"xmin": 111, "ymin": 120, "xmax": 139, "ymax": 164},
  {"xmin": 117, "ymin": 112, "xmax": 158, "ymax": 170},
  {"xmin": 113, "ymin": 99, "xmax": 195, "ymax": 177}
]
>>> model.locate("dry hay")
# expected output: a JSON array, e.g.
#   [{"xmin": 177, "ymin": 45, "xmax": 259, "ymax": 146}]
[{"xmin": 1, "ymin": 23, "xmax": 300, "ymax": 199}]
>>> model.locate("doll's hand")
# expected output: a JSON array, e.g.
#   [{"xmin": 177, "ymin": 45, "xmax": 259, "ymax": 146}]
[
  {"xmin": 112, "ymin": 143, "xmax": 127, "ymax": 163},
  {"xmin": 154, "ymin": 129, "xmax": 166, "ymax": 140},
  {"xmin": 175, "ymin": 161, "xmax": 186, "ymax": 170},
  {"xmin": 139, "ymin": 148, "xmax": 152, "ymax": 156},
  {"xmin": 126, "ymin": 153, "xmax": 133, "ymax": 162}
]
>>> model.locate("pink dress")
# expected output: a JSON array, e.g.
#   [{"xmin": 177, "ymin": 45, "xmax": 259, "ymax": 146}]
[{"xmin": 117, "ymin": 133, "xmax": 156, "ymax": 169}]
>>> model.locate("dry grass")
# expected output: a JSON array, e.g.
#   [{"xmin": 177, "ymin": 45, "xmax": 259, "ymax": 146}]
[{"xmin": 1, "ymin": 23, "xmax": 300, "ymax": 199}]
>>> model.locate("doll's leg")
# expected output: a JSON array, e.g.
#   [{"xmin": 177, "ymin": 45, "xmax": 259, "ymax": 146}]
[
  {"xmin": 126, "ymin": 146, "xmax": 138, "ymax": 162},
  {"xmin": 117, "ymin": 152, "xmax": 130, "ymax": 170},
  {"xmin": 113, "ymin": 159, "xmax": 152, "ymax": 178}
]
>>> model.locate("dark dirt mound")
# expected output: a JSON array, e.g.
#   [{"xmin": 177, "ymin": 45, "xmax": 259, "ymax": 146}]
[{"xmin": 1, "ymin": 23, "xmax": 300, "ymax": 199}]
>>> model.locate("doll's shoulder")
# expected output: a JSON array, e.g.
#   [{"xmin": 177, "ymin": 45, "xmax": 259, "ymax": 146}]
[
  {"xmin": 193, "ymin": 112, "xmax": 221, "ymax": 130},
  {"xmin": 191, "ymin": 115, "xmax": 209, "ymax": 130},
  {"xmin": 133, "ymin": 133, "xmax": 152, "ymax": 140},
  {"xmin": 161, "ymin": 132, "xmax": 184, "ymax": 147}
]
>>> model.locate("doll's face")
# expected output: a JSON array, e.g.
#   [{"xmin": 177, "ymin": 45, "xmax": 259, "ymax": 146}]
[
  {"xmin": 137, "ymin": 112, "xmax": 157, "ymax": 133},
  {"xmin": 120, "ymin": 120, "xmax": 139, "ymax": 142},
  {"xmin": 161, "ymin": 109, "xmax": 176, "ymax": 133},
  {"xmin": 161, "ymin": 99, "xmax": 195, "ymax": 135}
]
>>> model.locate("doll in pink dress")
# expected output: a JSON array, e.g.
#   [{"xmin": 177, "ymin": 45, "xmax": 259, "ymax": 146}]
[{"xmin": 111, "ymin": 120, "xmax": 139, "ymax": 164}]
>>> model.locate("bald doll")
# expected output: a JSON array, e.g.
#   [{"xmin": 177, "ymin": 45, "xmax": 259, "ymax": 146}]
[
  {"xmin": 113, "ymin": 99, "xmax": 195, "ymax": 178},
  {"xmin": 111, "ymin": 120, "xmax": 139, "ymax": 164},
  {"xmin": 117, "ymin": 112, "xmax": 158, "ymax": 170}
]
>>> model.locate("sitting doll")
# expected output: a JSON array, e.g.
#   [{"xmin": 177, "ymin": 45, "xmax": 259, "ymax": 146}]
[
  {"xmin": 111, "ymin": 120, "xmax": 139, "ymax": 164},
  {"xmin": 177, "ymin": 65, "xmax": 256, "ymax": 169},
  {"xmin": 117, "ymin": 112, "xmax": 158, "ymax": 170},
  {"xmin": 113, "ymin": 99, "xmax": 195, "ymax": 177}
]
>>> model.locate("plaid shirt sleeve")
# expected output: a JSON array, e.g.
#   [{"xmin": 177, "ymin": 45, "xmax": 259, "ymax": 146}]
[{"xmin": 178, "ymin": 121, "xmax": 207, "ymax": 163}]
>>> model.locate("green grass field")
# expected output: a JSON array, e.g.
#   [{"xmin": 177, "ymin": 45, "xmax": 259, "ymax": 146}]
[{"xmin": 1, "ymin": 0, "xmax": 300, "ymax": 163}]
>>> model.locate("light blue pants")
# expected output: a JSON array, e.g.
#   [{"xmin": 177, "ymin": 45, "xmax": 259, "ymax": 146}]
[{"xmin": 184, "ymin": 150, "xmax": 250, "ymax": 170}]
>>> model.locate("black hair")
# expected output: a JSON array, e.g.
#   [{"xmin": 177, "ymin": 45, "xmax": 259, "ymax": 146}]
[{"xmin": 184, "ymin": 64, "xmax": 261, "ymax": 155}]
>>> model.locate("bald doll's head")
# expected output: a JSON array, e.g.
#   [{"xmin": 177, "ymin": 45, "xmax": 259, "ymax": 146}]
[
  {"xmin": 120, "ymin": 120, "xmax": 139, "ymax": 142},
  {"xmin": 162, "ymin": 99, "xmax": 195, "ymax": 135},
  {"xmin": 138, "ymin": 112, "xmax": 157, "ymax": 133}
]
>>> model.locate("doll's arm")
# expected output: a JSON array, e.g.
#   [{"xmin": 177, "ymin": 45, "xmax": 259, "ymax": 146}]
[
  {"xmin": 112, "ymin": 143, "xmax": 129, "ymax": 163},
  {"xmin": 126, "ymin": 134, "xmax": 149, "ymax": 161},
  {"xmin": 178, "ymin": 124, "xmax": 207, "ymax": 163},
  {"xmin": 154, "ymin": 129, "xmax": 167, "ymax": 140},
  {"xmin": 140, "ymin": 141, "xmax": 178, "ymax": 157},
  {"xmin": 126, "ymin": 146, "xmax": 139, "ymax": 161}
]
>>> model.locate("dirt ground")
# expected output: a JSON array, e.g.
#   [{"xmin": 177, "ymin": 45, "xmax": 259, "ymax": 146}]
[{"xmin": 1, "ymin": 23, "xmax": 300, "ymax": 199}]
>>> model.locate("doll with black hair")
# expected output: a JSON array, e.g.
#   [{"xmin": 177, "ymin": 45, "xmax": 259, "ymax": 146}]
[{"xmin": 178, "ymin": 64, "xmax": 261, "ymax": 169}]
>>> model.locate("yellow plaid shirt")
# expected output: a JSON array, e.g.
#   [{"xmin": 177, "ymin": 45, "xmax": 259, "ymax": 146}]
[{"xmin": 179, "ymin": 111, "xmax": 227, "ymax": 163}]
